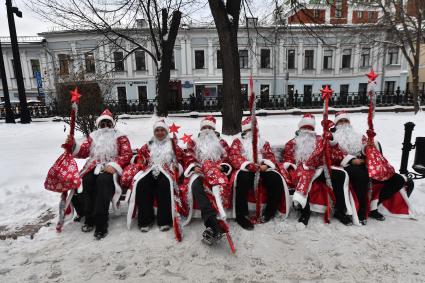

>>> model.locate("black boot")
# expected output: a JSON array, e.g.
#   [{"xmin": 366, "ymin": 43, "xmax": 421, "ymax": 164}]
[
  {"xmin": 334, "ymin": 210, "xmax": 353, "ymax": 226},
  {"xmin": 236, "ymin": 216, "xmax": 254, "ymax": 230},
  {"xmin": 298, "ymin": 206, "xmax": 311, "ymax": 226},
  {"xmin": 369, "ymin": 210, "xmax": 385, "ymax": 221},
  {"xmin": 202, "ymin": 217, "xmax": 224, "ymax": 245}
]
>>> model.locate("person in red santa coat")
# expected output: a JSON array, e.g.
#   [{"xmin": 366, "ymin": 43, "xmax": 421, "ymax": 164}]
[
  {"xmin": 66, "ymin": 109, "xmax": 132, "ymax": 239},
  {"xmin": 179, "ymin": 115, "xmax": 232, "ymax": 243},
  {"xmin": 332, "ymin": 111, "xmax": 414, "ymax": 224},
  {"xmin": 229, "ymin": 116, "xmax": 291, "ymax": 230},
  {"xmin": 282, "ymin": 113, "xmax": 356, "ymax": 226},
  {"xmin": 121, "ymin": 119, "xmax": 188, "ymax": 233}
]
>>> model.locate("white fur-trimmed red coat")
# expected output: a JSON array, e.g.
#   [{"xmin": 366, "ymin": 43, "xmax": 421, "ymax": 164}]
[{"xmin": 72, "ymin": 130, "xmax": 132, "ymax": 177}]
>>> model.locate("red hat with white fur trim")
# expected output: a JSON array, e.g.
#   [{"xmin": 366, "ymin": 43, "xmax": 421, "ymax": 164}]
[
  {"xmin": 153, "ymin": 118, "xmax": 168, "ymax": 132},
  {"xmin": 200, "ymin": 115, "xmax": 216, "ymax": 129},
  {"xmin": 298, "ymin": 113, "xmax": 316, "ymax": 129},
  {"xmin": 96, "ymin": 109, "xmax": 115, "ymax": 127},
  {"xmin": 334, "ymin": 110, "xmax": 350, "ymax": 125},
  {"xmin": 242, "ymin": 116, "xmax": 252, "ymax": 132}
]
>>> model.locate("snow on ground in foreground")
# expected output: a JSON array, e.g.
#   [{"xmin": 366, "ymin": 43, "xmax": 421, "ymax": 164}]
[{"xmin": 0, "ymin": 112, "xmax": 425, "ymax": 282}]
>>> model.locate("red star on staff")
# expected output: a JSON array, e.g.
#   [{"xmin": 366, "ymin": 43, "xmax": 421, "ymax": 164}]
[
  {"xmin": 180, "ymin": 133, "xmax": 193, "ymax": 144},
  {"xmin": 366, "ymin": 69, "xmax": 378, "ymax": 83},
  {"xmin": 70, "ymin": 87, "xmax": 82, "ymax": 104},
  {"xmin": 320, "ymin": 85, "xmax": 333, "ymax": 100},
  {"xmin": 169, "ymin": 123, "xmax": 181, "ymax": 134}
]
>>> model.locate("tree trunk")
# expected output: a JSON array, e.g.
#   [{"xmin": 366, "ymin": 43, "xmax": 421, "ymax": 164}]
[
  {"xmin": 209, "ymin": 0, "xmax": 242, "ymax": 135},
  {"xmin": 412, "ymin": 66, "xmax": 420, "ymax": 113},
  {"xmin": 156, "ymin": 10, "xmax": 181, "ymax": 117}
]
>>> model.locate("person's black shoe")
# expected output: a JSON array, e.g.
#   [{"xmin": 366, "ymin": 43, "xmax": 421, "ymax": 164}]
[
  {"xmin": 94, "ymin": 229, "xmax": 108, "ymax": 240},
  {"xmin": 206, "ymin": 216, "xmax": 224, "ymax": 235},
  {"xmin": 260, "ymin": 214, "xmax": 273, "ymax": 224},
  {"xmin": 298, "ymin": 212, "xmax": 311, "ymax": 226},
  {"xmin": 369, "ymin": 210, "xmax": 385, "ymax": 221},
  {"xmin": 334, "ymin": 210, "xmax": 353, "ymax": 226},
  {"xmin": 202, "ymin": 227, "xmax": 224, "ymax": 245},
  {"xmin": 236, "ymin": 216, "xmax": 254, "ymax": 230},
  {"xmin": 73, "ymin": 215, "xmax": 83, "ymax": 222},
  {"xmin": 359, "ymin": 219, "xmax": 367, "ymax": 225},
  {"xmin": 81, "ymin": 224, "xmax": 94, "ymax": 233}
]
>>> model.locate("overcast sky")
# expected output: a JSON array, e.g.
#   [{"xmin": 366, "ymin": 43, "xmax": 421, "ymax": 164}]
[{"xmin": 0, "ymin": 0, "xmax": 277, "ymax": 37}]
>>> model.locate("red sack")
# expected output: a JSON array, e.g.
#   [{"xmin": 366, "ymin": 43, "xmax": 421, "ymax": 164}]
[
  {"xmin": 44, "ymin": 151, "xmax": 81, "ymax": 193},
  {"xmin": 365, "ymin": 143, "xmax": 395, "ymax": 181}
]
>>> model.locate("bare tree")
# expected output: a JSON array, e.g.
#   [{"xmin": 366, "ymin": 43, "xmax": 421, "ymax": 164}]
[
  {"xmin": 28, "ymin": 0, "xmax": 198, "ymax": 117},
  {"xmin": 208, "ymin": 0, "xmax": 243, "ymax": 135}
]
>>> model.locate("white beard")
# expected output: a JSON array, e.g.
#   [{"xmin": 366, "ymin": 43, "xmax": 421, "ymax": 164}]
[
  {"xmin": 241, "ymin": 132, "xmax": 265, "ymax": 162},
  {"xmin": 196, "ymin": 129, "xmax": 225, "ymax": 162},
  {"xmin": 294, "ymin": 129, "xmax": 317, "ymax": 163},
  {"xmin": 333, "ymin": 124, "xmax": 364, "ymax": 156},
  {"xmin": 90, "ymin": 128, "xmax": 118, "ymax": 163},
  {"xmin": 149, "ymin": 137, "xmax": 175, "ymax": 167}
]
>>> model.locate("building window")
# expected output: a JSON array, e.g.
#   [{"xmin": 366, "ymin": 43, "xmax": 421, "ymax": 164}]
[
  {"xmin": 85, "ymin": 52, "xmax": 95, "ymax": 73},
  {"xmin": 135, "ymin": 51, "xmax": 146, "ymax": 71},
  {"xmin": 340, "ymin": 84, "xmax": 349, "ymax": 95},
  {"xmin": 195, "ymin": 50, "xmax": 205, "ymax": 69},
  {"xmin": 313, "ymin": 9, "xmax": 321, "ymax": 19},
  {"xmin": 323, "ymin": 50, "xmax": 333, "ymax": 70},
  {"xmin": 341, "ymin": 49, "xmax": 352, "ymax": 69},
  {"xmin": 368, "ymin": 11, "xmax": 375, "ymax": 21},
  {"xmin": 304, "ymin": 50, "xmax": 314, "ymax": 70},
  {"xmin": 388, "ymin": 48, "xmax": 399, "ymax": 65},
  {"xmin": 217, "ymin": 50, "xmax": 222, "ymax": 69},
  {"xmin": 117, "ymin": 86, "xmax": 127, "ymax": 102},
  {"xmin": 58, "ymin": 54, "xmax": 70, "ymax": 75},
  {"xmin": 260, "ymin": 84, "xmax": 270, "ymax": 98},
  {"xmin": 287, "ymin": 49, "xmax": 295, "ymax": 69},
  {"xmin": 239, "ymin": 49, "xmax": 249, "ymax": 69},
  {"xmin": 384, "ymin": 81, "xmax": 396, "ymax": 94},
  {"xmin": 360, "ymin": 48, "xmax": 370, "ymax": 68},
  {"xmin": 260, "ymin": 49, "xmax": 271, "ymax": 68},
  {"xmin": 171, "ymin": 52, "xmax": 176, "ymax": 70},
  {"xmin": 355, "ymin": 11, "xmax": 363, "ymax": 19},
  {"xmin": 335, "ymin": 0, "xmax": 342, "ymax": 18},
  {"xmin": 114, "ymin": 52, "xmax": 124, "ymax": 72},
  {"xmin": 358, "ymin": 83, "xmax": 368, "ymax": 94},
  {"xmin": 138, "ymin": 85, "xmax": 147, "ymax": 102},
  {"xmin": 30, "ymin": 59, "xmax": 40, "ymax": 77}
]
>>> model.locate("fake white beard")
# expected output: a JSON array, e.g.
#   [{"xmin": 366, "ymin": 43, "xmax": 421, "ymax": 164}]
[
  {"xmin": 196, "ymin": 129, "xmax": 225, "ymax": 162},
  {"xmin": 241, "ymin": 131, "xmax": 265, "ymax": 162},
  {"xmin": 333, "ymin": 124, "xmax": 364, "ymax": 156},
  {"xmin": 295, "ymin": 129, "xmax": 317, "ymax": 163},
  {"xmin": 149, "ymin": 137, "xmax": 174, "ymax": 167},
  {"xmin": 90, "ymin": 128, "xmax": 118, "ymax": 163}
]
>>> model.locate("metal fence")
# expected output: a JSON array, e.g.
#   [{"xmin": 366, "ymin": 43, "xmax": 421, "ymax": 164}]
[{"xmin": 1, "ymin": 90, "xmax": 424, "ymax": 119}]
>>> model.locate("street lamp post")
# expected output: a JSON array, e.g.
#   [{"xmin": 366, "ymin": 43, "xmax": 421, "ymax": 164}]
[
  {"xmin": 6, "ymin": 0, "xmax": 31, "ymax": 123},
  {"xmin": 0, "ymin": 41, "xmax": 15, "ymax": 123}
]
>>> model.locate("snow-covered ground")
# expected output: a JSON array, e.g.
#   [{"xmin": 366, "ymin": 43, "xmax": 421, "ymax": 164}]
[{"xmin": 0, "ymin": 112, "xmax": 424, "ymax": 282}]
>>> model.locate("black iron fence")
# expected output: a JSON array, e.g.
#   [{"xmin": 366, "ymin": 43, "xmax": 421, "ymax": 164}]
[{"xmin": 1, "ymin": 90, "xmax": 424, "ymax": 119}]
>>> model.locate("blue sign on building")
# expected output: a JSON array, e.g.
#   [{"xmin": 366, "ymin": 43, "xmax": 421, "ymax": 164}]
[{"xmin": 34, "ymin": 71, "xmax": 45, "ymax": 97}]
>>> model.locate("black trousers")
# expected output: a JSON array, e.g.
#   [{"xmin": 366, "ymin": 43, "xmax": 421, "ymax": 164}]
[
  {"xmin": 82, "ymin": 171, "xmax": 115, "ymax": 232},
  {"xmin": 71, "ymin": 190, "xmax": 85, "ymax": 217},
  {"xmin": 191, "ymin": 176, "xmax": 217, "ymax": 225},
  {"xmin": 235, "ymin": 170, "xmax": 284, "ymax": 219},
  {"xmin": 316, "ymin": 169, "xmax": 347, "ymax": 213},
  {"xmin": 376, "ymin": 173, "xmax": 406, "ymax": 203},
  {"xmin": 136, "ymin": 171, "xmax": 172, "ymax": 227},
  {"xmin": 344, "ymin": 164, "xmax": 369, "ymax": 219}
]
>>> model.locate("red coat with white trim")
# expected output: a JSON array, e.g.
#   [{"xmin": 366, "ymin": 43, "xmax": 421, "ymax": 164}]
[
  {"xmin": 73, "ymin": 130, "xmax": 132, "ymax": 177},
  {"xmin": 179, "ymin": 137, "xmax": 232, "ymax": 221},
  {"xmin": 228, "ymin": 136, "xmax": 292, "ymax": 217}
]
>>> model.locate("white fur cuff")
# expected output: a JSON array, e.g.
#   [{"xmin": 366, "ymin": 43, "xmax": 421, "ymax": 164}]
[
  {"xmin": 341, "ymin": 154, "xmax": 356, "ymax": 167},
  {"xmin": 262, "ymin": 159, "xmax": 276, "ymax": 170},
  {"xmin": 108, "ymin": 162, "xmax": 123, "ymax": 175},
  {"xmin": 184, "ymin": 163, "xmax": 199, "ymax": 178}
]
